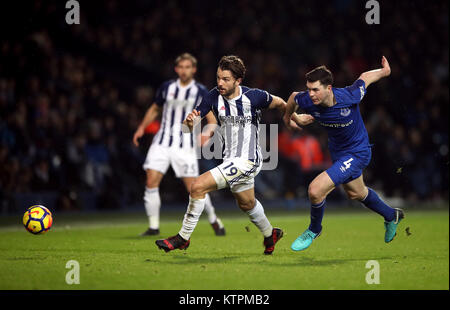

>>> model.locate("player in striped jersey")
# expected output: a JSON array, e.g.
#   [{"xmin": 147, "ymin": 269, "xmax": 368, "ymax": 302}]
[
  {"xmin": 156, "ymin": 55, "xmax": 313, "ymax": 254},
  {"xmin": 133, "ymin": 53, "xmax": 226, "ymax": 237}
]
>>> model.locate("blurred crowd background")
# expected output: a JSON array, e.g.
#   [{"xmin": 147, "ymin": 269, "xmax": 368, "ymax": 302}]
[{"xmin": 0, "ymin": 0, "xmax": 448, "ymax": 213}]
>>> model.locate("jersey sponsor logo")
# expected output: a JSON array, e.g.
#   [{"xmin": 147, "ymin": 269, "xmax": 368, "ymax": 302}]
[
  {"xmin": 340, "ymin": 108, "xmax": 351, "ymax": 117},
  {"xmin": 219, "ymin": 115, "xmax": 253, "ymax": 125},
  {"xmin": 313, "ymin": 112, "xmax": 321, "ymax": 117},
  {"xmin": 319, "ymin": 119, "xmax": 354, "ymax": 128}
]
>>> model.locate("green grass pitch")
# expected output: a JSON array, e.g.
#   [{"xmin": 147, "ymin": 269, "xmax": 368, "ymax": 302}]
[{"xmin": 0, "ymin": 208, "xmax": 448, "ymax": 290}]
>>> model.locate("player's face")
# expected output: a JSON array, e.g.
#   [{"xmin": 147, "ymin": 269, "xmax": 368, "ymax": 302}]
[
  {"xmin": 217, "ymin": 68, "xmax": 241, "ymax": 98},
  {"xmin": 306, "ymin": 81, "xmax": 332, "ymax": 105},
  {"xmin": 175, "ymin": 59, "xmax": 197, "ymax": 84}
]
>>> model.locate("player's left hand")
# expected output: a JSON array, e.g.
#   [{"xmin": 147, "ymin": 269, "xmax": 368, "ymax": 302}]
[
  {"xmin": 381, "ymin": 56, "xmax": 391, "ymax": 77},
  {"xmin": 293, "ymin": 113, "xmax": 315, "ymax": 126}
]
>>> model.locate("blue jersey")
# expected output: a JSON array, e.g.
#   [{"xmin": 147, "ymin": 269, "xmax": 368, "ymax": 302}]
[
  {"xmin": 195, "ymin": 86, "xmax": 273, "ymax": 161},
  {"xmin": 295, "ymin": 79, "xmax": 370, "ymax": 156}
]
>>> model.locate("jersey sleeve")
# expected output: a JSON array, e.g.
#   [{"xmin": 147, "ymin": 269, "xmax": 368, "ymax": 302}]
[
  {"xmin": 194, "ymin": 89, "xmax": 215, "ymax": 117},
  {"xmin": 342, "ymin": 79, "xmax": 366, "ymax": 105},
  {"xmin": 153, "ymin": 82, "xmax": 170, "ymax": 106},
  {"xmin": 294, "ymin": 91, "xmax": 309, "ymax": 111},
  {"xmin": 248, "ymin": 89, "xmax": 273, "ymax": 109}
]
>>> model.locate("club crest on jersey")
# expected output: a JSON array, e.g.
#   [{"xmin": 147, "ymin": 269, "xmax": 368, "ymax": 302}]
[{"xmin": 340, "ymin": 108, "xmax": 351, "ymax": 117}]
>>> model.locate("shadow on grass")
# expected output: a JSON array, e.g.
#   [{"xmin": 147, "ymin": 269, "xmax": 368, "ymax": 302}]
[
  {"xmin": 290, "ymin": 255, "xmax": 395, "ymax": 266},
  {"xmin": 144, "ymin": 254, "xmax": 242, "ymax": 265}
]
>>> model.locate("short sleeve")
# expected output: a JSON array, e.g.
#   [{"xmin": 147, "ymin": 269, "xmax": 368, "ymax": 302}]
[
  {"xmin": 343, "ymin": 79, "xmax": 366, "ymax": 104},
  {"xmin": 194, "ymin": 90, "xmax": 215, "ymax": 117},
  {"xmin": 154, "ymin": 82, "xmax": 170, "ymax": 106},
  {"xmin": 248, "ymin": 89, "xmax": 273, "ymax": 109},
  {"xmin": 294, "ymin": 91, "xmax": 309, "ymax": 110}
]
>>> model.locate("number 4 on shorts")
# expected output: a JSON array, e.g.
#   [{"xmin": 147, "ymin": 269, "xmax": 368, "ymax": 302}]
[{"xmin": 343, "ymin": 158, "xmax": 353, "ymax": 169}]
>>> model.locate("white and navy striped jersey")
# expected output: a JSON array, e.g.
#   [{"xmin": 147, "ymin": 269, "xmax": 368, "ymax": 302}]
[
  {"xmin": 195, "ymin": 86, "xmax": 273, "ymax": 162},
  {"xmin": 152, "ymin": 79, "xmax": 207, "ymax": 150}
]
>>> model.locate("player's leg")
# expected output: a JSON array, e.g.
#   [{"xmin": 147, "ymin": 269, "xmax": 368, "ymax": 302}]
[
  {"xmin": 343, "ymin": 174, "xmax": 404, "ymax": 243},
  {"xmin": 232, "ymin": 187, "xmax": 283, "ymax": 255},
  {"xmin": 181, "ymin": 176, "xmax": 225, "ymax": 236},
  {"xmin": 141, "ymin": 169, "xmax": 164, "ymax": 236},
  {"xmin": 155, "ymin": 171, "xmax": 218, "ymax": 252},
  {"xmin": 307, "ymin": 171, "xmax": 335, "ymax": 233},
  {"xmin": 141, "ymin": 143, "xmax": 171, "ymax": 236},
  {"xmin": 291, "ymin": 171, "xmax": 334, "ymax": 251}
]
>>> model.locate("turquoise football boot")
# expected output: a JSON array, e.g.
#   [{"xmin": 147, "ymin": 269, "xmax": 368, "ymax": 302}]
[
  {"xmin": 384, "ymin": 208, "xmax": 405, "ymax": 243},
  {"xmin": 291, "ymin": 228, "xmax": 321, "ymax": 251}
]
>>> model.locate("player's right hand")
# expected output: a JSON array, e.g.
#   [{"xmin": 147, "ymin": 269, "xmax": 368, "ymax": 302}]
[
  {"xmin": 183, "ymin": 109, "xmax": 201, "ymax": 132},
  {"xmin": 133, "ymin": 126, "xmax": 145, "ymax": 146}
]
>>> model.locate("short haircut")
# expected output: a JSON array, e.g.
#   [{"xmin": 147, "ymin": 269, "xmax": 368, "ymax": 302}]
[
  {"xmin": 218, "ymin": 55, "xmax": 246, "ymax": 80},
  {"xmin": 175, "ymin": 53, "xmax": 197, "ymax": 67},
  {"xmin": 305, "ymin": 65, "xmax": 333, "ymax": 86}
]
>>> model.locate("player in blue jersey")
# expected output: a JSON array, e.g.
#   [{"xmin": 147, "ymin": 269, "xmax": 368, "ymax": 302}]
[
  {"xmin": 156, "ymin": 55, "xmax": 312, "ymax": 254},
  {"xmin": 284, "ymin": 56, "xmax": 405, "ymax": 251}
]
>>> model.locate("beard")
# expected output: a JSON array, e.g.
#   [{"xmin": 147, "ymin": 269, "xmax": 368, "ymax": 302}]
[{"xmin": 219, "ymin": 85, "xmax": 236, "ymax": 98}]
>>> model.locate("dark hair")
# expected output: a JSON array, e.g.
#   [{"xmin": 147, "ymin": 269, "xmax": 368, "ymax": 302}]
[
  {"xmin": 218, "ymin": 55, "xmax": 246, "ymax": 80},
  {"xmin": 175, "ymin": 53, "xmax": 197, "ymax": 67},
  {"xmin": 305, "ymin": 65, "xmax": 333, "ymax": 86}
]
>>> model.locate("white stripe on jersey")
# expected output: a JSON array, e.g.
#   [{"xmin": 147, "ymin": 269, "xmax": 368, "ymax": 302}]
[
  {"xmin": 215, "ymin": 86, "xmax": 262, "ymax": 162},
  {"xmin": 153, "ymin": 79, "xmax": 202, "ymax": 150}
]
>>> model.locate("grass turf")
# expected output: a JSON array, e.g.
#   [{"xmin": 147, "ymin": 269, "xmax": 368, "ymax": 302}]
[{"xmin": 0, "ymin": 208, "xmax": 448, "ymax": 290}]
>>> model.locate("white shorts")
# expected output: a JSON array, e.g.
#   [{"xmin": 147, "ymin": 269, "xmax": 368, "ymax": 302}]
[
  {"xmin": 210, "ymin": 158, "xmax": 262, "ymax": 193},
  {"xmin": 143, "ymin": 143, "xmax": 199, "ymax": 178}
]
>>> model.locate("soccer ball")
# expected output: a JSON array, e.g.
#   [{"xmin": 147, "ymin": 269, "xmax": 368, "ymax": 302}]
[{"xmin": 23, "ymin": 205, "xmax": 53, "ymax": 234}]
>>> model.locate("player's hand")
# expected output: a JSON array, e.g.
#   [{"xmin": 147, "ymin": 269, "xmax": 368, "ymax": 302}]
[
  {"xmin": 283, "ymin": 114, "xmax": 292, "ymax": 128},
  {"xmin": 381, "ymin": 56, "xmax": 391, "ymax": 77},
  {"xmin": 288, "ymin": 119, "xmax": 303, "ymax": 131},
  {"xmin": 293, "ymin": 113, "xmax": 315, "ymax": 126},
  {"xmin": 183, "ymin": 109, "xmax": 201, "ymax": 132},
  {"xmin": 133, "ymin": 126, "xmax": 145, "ymax": 146}
]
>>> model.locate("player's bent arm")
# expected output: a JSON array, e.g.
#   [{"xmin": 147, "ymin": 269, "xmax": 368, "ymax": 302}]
[
  {"xmin": 283, "ymin": 92, "xmax": 299, "ymax": 126},
  {"xmin": 133, "ymin": 103, "xmax": 162, "ymax": 146},
  {"xmin": 358, "ymin": 56, "xmax": 391, "ymax": 88}
]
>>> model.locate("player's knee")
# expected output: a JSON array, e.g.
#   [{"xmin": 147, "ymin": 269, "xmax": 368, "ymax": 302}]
[
  {"xmin": 190, "ymin": 179, "xmax": 206, "ymax": 198},
  {"xmin": 146, "ymin": 176, "xmax": 159, "ymax": 188},
  {"xmin": 308, "ymin": 183, "xmax": 324, "ymax": 203},
  {"xmin": 237, "ymin": 198, "xmax": 255, "ymax": 212},
  {"xmin": 346, "ymin": 190, "xmax": 365, "ymax": 201}
]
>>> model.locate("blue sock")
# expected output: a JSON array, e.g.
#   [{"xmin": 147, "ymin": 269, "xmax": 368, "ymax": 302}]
[
  {"xmin": 360, "ymin": 188, "xmax": 395, "ymax": 222},
  {"xmin": 308, "ymin": 200, "xmax": 326, "ymax": 234}
]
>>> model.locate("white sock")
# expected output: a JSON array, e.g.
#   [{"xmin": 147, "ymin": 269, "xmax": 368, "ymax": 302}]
[
  {"xmin": 203, "ymin": 193, "xmax": 218, "ymax": 224},
  {"xmin": 144, "ymin": 187, "xmax": 160, "ymax": 230},
  {"xmin": 179, "ymin": 195, "xmax": 206, "ymax": 240},
  {"xmin": 246, "ymin": 199, "xmax": 273, "ymax": 238}
]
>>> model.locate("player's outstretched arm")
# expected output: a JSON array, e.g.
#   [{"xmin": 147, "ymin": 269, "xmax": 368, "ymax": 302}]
[
  {"xmin": 358, "ymin": 56, "xmax": 391, "ymax": 88},
  {"xmin": 132, "ymin": 104, "xmax": 162, "ymax": 146}
]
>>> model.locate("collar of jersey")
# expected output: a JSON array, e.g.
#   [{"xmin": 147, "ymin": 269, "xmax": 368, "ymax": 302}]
[{"xmin": 176, "ymin": 79, "xmax": 195, "ymax": 89}]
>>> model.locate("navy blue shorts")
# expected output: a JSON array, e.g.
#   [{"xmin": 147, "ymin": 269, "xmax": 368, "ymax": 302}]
[{"xmin": 326, "ymin": 148, "xmax": 372, "ymax": 186}]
